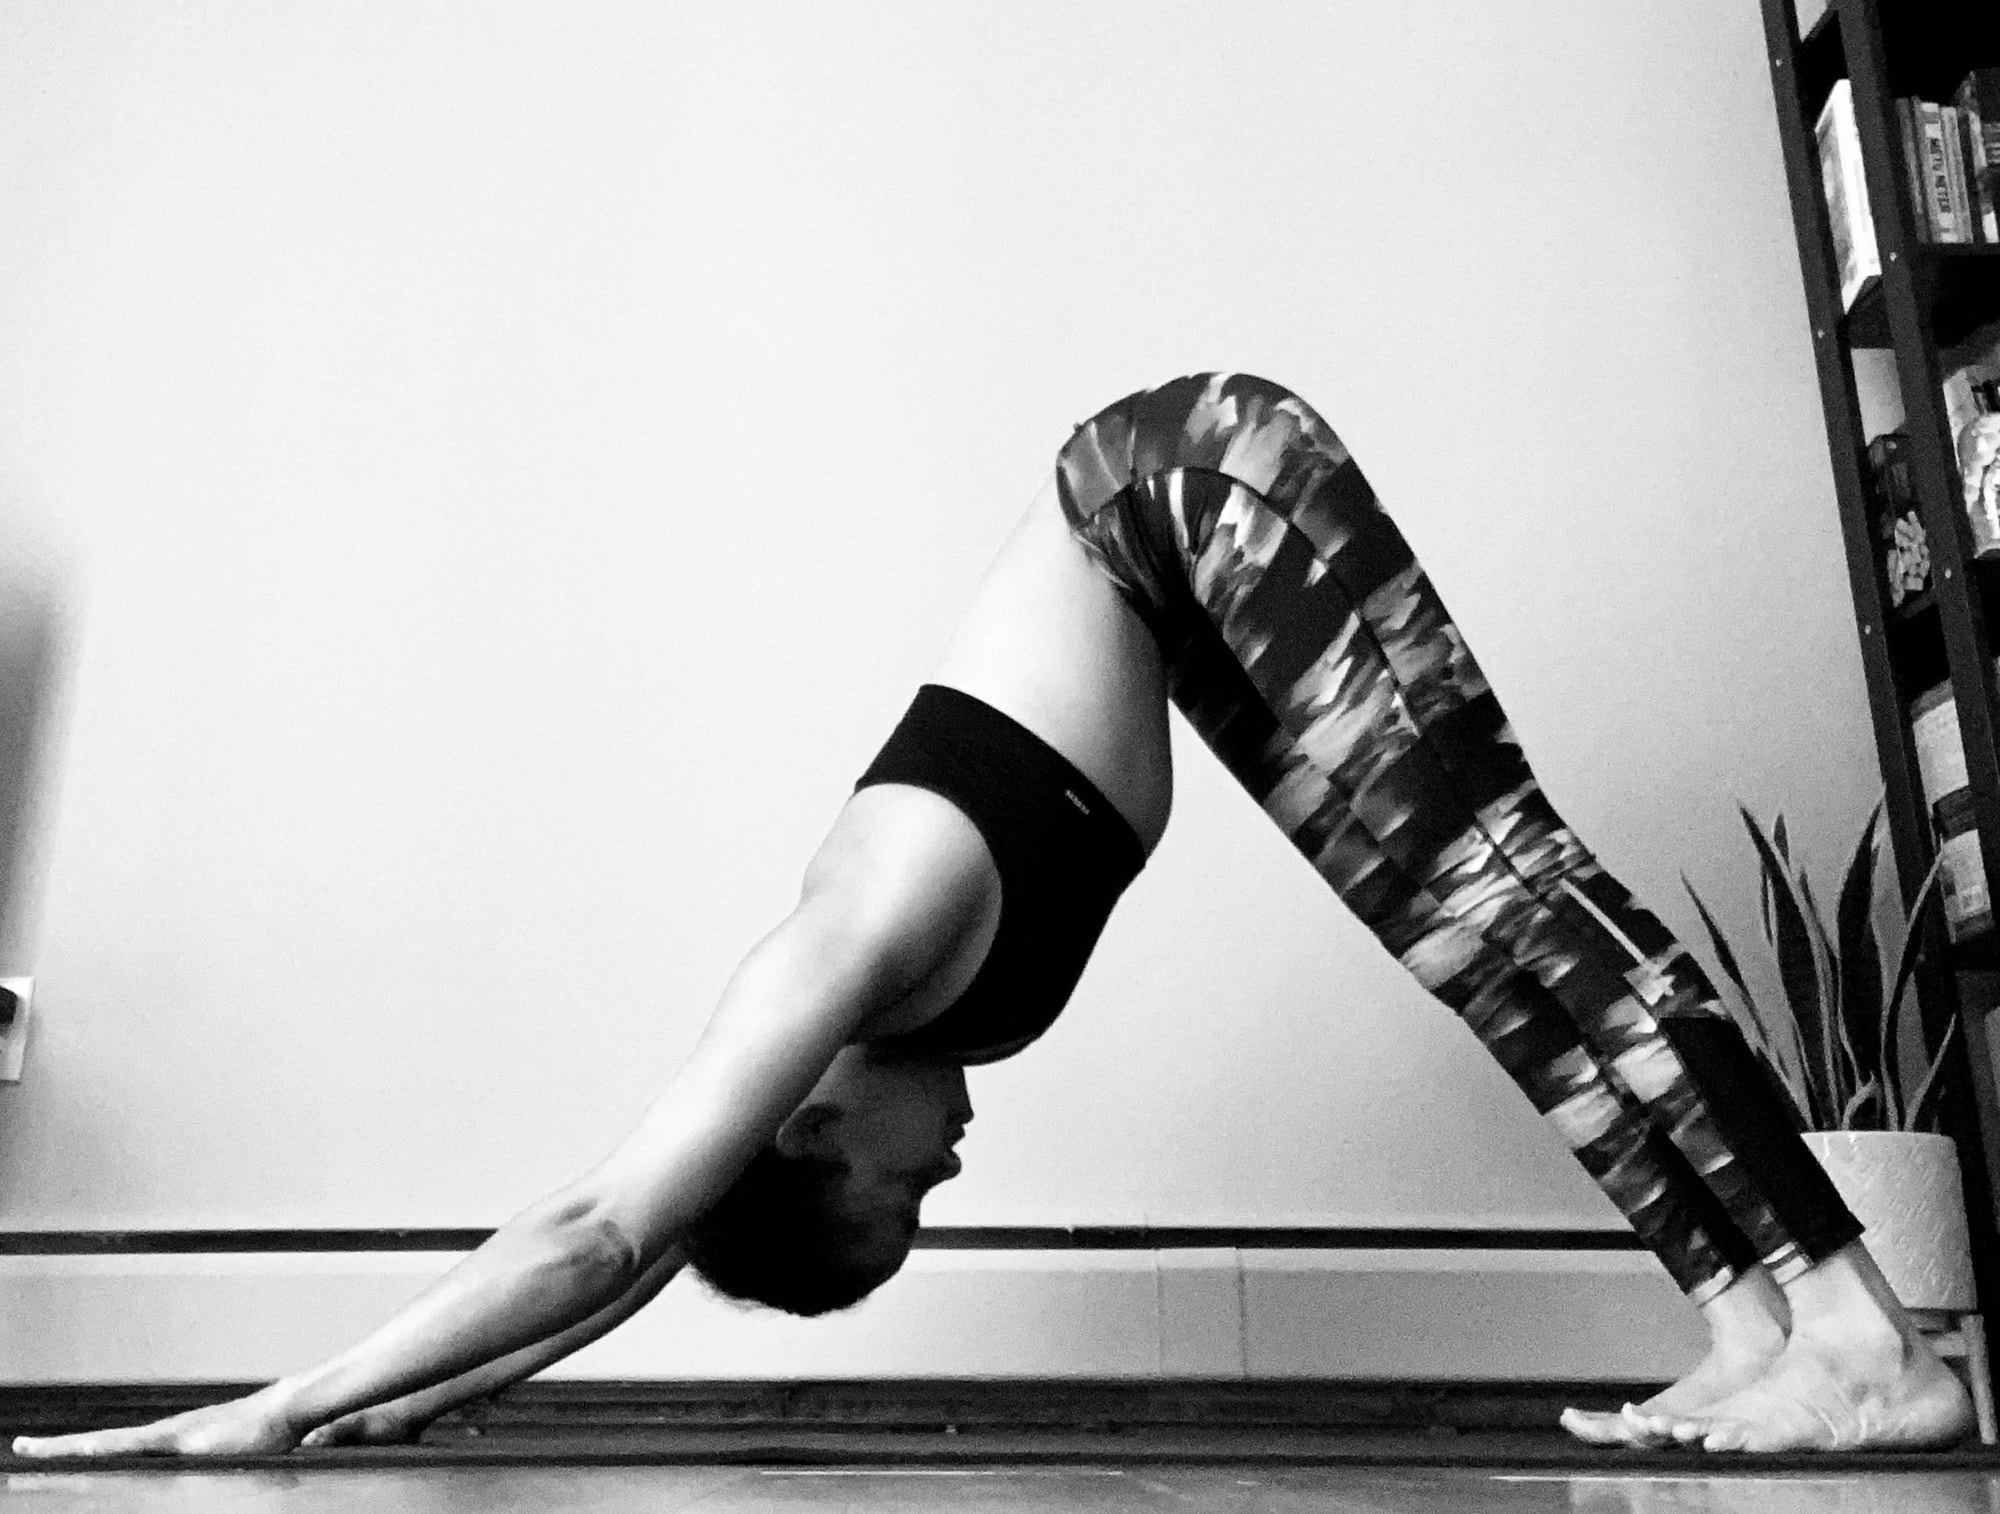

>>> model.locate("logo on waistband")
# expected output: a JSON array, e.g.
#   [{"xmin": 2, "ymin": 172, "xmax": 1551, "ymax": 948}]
[{"xmin": 1064, "ymin": 789, "xmax": 1091, "ymax": 816}]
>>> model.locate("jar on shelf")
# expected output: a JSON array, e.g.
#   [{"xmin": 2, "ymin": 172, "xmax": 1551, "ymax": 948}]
[
  {"xmin": 1944, "ymin": 354, "xmax": 2000, "ymax": 556},
  {"xmin": 1910, "ymin": 674, "xmax": 2000, "ymax": 944},
  {"xmin": 1961, "ymin": 412, "xmax": 2000, "ymax": 557},
  {"xmin": 1866, "ymin": 431, "xmax": 1933, "ymax": 604},
  {"xmin": 1913, "ymin": 679, "xmax": 1969, "ymax": 800},
  {"xmin": 1934, "ymin": 789, "xmax": 1996, "ymax": 943}
]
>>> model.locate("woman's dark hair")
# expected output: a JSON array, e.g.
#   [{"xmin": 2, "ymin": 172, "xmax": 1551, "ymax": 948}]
[{"xmin": 685, "ymin": 1144, "xmax": 912, "ymax": 1317}]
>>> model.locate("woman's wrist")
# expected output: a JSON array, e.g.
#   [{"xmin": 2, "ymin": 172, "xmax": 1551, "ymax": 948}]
[{"xmin": 254, "ymin": 1373, "xmax": 328, "ymax": 1441}]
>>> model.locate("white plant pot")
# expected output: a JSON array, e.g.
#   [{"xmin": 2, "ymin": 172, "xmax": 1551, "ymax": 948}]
[{"xmin": 1801, "ymin": 1131, "xmax": 1976, "ymax": 1313}]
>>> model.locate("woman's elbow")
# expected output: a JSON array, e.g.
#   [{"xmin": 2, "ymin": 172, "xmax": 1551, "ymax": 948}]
[{"xmin": 532, "ymin": 1192, "xmax": 647, "ymax": 1296}]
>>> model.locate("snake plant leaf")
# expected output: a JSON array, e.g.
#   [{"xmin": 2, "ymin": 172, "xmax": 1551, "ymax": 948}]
[
  {"xmin": 1904, "ymin": 1013, "xmax": 1960, "ymax": 1134},
  {"xmin": 1881, "ymin": 851, "xmax": 1947, "ymax": 1131},
  {"xmin": 1759, "ymin": 853, "xmax": 1777, "ymax": 949},
  {"xmin": 1739, "ymin": 805, "xmax": 1832, "ymax": 1127},
  {"xmin": 1759, "ymin": 815, "xmax": 1796, "ymax": 950},
  {"xmin": 1841, "ymin": 1077, "xmax": 1882, "ymax": 1129},
  {"xmin": 1798, "ymin": 871, "xmax": 1853, "ymax": 1102},
  {"xmin": 1682, "ymin": 874, "xmax": 1811, "ymax": 1122},
  {"xmin": 1833, "ymin": 801, "xmax": 1886, "ymax": 1106},
  {"xmin": 1681, "ymin": 873, "xmax": 1754, "ymax": 1009}
]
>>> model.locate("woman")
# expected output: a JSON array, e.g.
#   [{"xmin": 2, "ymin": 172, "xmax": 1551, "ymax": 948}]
[{"xmin": 13, "ymin": 374, "xmax": 1973, "ymax": 1457}]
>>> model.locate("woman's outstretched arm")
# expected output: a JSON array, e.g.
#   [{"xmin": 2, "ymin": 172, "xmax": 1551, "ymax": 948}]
[
  {"xmin": 13, "ymin": 801, "xmax": 998, "ymax": 1459},
  {"xmin": 10, "ymin": 905, "xmax": 871, "ymax": 1458}
]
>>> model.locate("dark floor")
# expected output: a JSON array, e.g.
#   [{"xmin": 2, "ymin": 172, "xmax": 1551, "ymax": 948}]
[
  {"xmin": 8, "ymin": 1385, "xmax": 1999, "ymax": 1509},
  {"xmin": 1, "ymin": 1463, "xmax": 1994, "ymax": 1512}
]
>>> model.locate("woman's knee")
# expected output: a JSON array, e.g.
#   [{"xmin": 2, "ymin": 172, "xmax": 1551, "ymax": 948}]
[{"xmin": 1057, "ymin": 372, "xmax": 1335, "ymax": 510}]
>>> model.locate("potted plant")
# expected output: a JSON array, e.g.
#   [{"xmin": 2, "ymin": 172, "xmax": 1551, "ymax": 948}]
[{"xmin": 1683, "ymin": 798, "xmax": 1972, "ymax": 1313}]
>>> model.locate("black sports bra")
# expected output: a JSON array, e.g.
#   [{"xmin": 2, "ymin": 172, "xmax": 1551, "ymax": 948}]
[{"xmin": 854, "ymin": 685, "xmax": 1147, "ymax": 1064}]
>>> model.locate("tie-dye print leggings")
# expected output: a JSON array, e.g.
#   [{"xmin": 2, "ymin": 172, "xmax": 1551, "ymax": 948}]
[{"xmin": 1056, "ymin": 373, "xmax": 1861, "ymax": 1302}]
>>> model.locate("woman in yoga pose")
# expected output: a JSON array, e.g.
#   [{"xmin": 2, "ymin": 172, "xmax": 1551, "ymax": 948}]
[{"xmin": 13, "ymin": 374, "xmax": 1974, "ymax": 1457}]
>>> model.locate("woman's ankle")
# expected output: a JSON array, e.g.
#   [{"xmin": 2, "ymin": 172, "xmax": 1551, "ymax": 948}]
[
  {"xmin": 1699, "ymin": 1265, "xmax": 1790, "ymax": 1356},
  {"xmin": 1780, "ymin": 1243, "xmax": 1920, "ymax": 1358}
]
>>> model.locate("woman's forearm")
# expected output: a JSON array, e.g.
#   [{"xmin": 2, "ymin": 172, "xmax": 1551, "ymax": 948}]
[
  {"xmin": 264, "ymin": 1191, "xmax": 641, "ymax": 1437},
  {"xmin": 309, "ymin": 1247, "xmax": 686, "ymax": 1438}
]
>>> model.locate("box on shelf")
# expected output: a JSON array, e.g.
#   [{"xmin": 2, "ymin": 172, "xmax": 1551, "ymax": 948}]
[
  {"xmin": 1818, "ymin": 81, "xmax": 1881, "ymax": 311},
  {"xmin": 1958, "ymin": 69, "xmax": 2000, "ymax": 243}
]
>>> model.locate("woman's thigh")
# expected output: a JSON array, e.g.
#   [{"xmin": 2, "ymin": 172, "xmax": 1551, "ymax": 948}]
[{"xmin": 926, "ymin": 476, "xmax": 1174, "ymax": 854}]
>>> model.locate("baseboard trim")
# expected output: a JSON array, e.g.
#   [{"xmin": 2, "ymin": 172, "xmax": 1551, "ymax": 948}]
[
  {"xmin": 0, "ymin": 1226, "xmax": 1643, "ymax": 1254},
  {"xmin": 0, "ymin": 1246, "xmax": 1705, "ymax": 1386}
]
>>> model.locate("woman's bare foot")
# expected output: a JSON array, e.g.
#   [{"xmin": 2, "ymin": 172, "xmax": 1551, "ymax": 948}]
[
  {"xmin": 1561, "ymin": 1266, "xmax": 1789, "ymax": 1447},
  {"xmin": 1662, "ymin": 1243, "xmax": 1974, "ymax": 1452}
]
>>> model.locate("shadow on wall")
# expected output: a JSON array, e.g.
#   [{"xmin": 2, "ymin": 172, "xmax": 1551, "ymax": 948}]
[{"xmin": 0, "ymin": 513, "xmax": 71, "ymax": 972}]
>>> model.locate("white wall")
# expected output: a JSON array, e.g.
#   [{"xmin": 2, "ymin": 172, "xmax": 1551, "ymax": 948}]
[{"xmin": 0, "ymin": 0, "xmax": 1883, "ymax": 1375}]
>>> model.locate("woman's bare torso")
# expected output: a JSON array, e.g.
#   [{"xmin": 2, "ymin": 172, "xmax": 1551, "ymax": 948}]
[
  {"xmin": 928, "ymin": 476, "xmax": 1173, "ymax": 849},
  {"xmin": 829, "ymin": 479, "xmax": 1174, "ymax": 1042}
]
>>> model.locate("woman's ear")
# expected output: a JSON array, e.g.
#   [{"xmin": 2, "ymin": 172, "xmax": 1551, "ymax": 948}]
[{"xmin": 773, "ymin": 1102, "xmax": 843, "ymax": 1162}]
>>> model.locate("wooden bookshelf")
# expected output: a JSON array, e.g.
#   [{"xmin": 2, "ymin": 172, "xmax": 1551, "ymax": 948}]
[{"xmin": 1761, "ymin": 0, "xmax": 2000, "ymax": 1308}]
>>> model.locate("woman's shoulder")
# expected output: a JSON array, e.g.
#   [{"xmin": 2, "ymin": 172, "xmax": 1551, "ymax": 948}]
[{"xmin": 805, "ymin": 785, "xmax": 1004, "ymax": 1042}]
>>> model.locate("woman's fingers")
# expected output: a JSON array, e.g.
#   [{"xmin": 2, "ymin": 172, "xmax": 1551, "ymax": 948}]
[
  {"xmin": 299, "ymin": 1408, "xmax": 424, "ymax": 1449},
  {"xmin": 13, "ymin": 1422, "xmax": 180, "ymax": 1458},
  {"xmin": 299, "ymin": 1415, "xmax": 372, "ymax": 1448}
]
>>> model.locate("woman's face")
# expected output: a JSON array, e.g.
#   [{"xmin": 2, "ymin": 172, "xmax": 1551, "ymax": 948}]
[{"xmin": 788, "ymin": 1046, "xmax": 974, "ymax": 1227}]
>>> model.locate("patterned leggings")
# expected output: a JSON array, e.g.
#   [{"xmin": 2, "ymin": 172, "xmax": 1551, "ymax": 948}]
[{"xmin": 1056, "ymin": 373, "xmax": 1861, "ymax": 1301}]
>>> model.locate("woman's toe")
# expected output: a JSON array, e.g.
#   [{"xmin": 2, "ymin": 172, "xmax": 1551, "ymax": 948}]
[
  {"xmin": 1618, "ymin": 1403, "xmax": 1675, "ymax": 1444},
  {"xmin": 1559, "ymin": 1407, "xmax": 1630, "ymax": 1445},
  {"xmin": 1701, "ymin": 1422, "xmax": 1749, "ymax": 1453}
]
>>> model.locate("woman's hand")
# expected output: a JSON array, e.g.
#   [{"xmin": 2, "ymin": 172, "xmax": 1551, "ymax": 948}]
[
  {"xmin": 298, "ymin": 1404, "xmax": 431, "ymax": 1448},
  {"xmin": 11, "ymin": 1385, "xmax": 302, "ymax": 1459}
]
